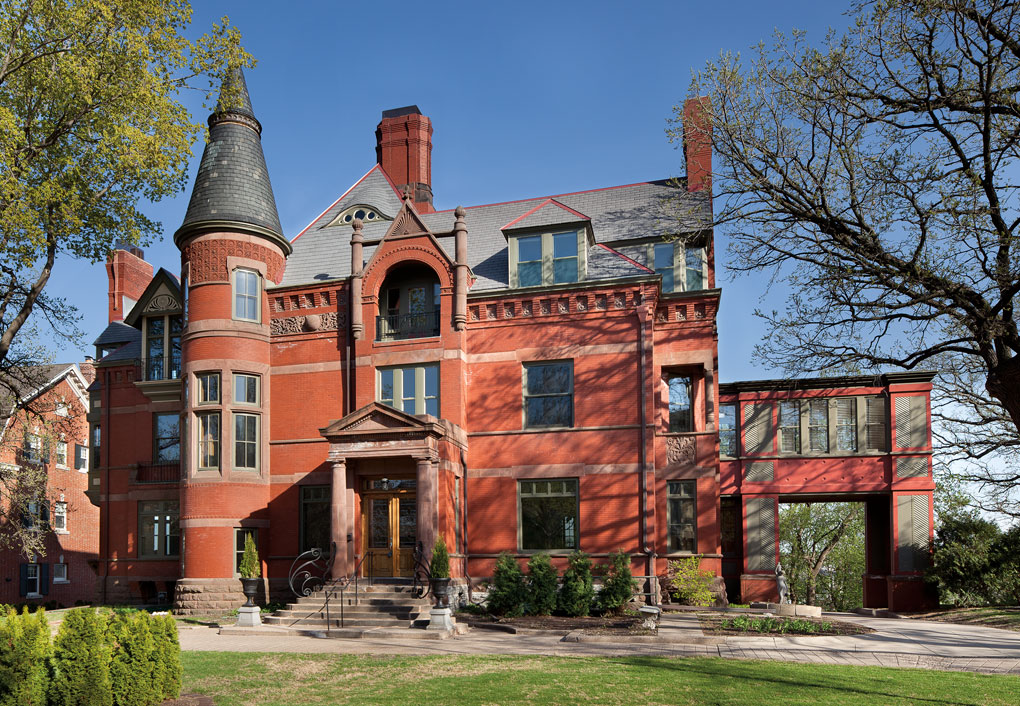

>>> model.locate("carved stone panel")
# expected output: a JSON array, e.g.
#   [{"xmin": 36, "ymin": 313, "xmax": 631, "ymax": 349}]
[{"xmin": 665, "ymin": 435, "xmax": 696, "ymax": 466}]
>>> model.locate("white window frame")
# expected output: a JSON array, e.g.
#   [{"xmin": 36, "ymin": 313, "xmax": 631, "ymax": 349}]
[
  {"xmin": 55, "ymin": 441, "xmax": 68, "ymax": 468},
  {"xmin": 52, "ymin": 562, "xmax": 68, "ymax": 584},
  {"xmin": 509, "ymin": 230, "xmax": 587, "ymax": 288},
  {"xmin": 25, "ymin": 563, "xmax": 40, "ymax": 597},
  {"xmin": 54, "ymin": 501, "xmax": 68, "ymax": 533},
  {"xmin": 233, "ymin": 268, "xmax": 261, "ymax": 322}
]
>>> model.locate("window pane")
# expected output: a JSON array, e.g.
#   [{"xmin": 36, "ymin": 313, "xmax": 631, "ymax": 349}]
[
  {"xmin": 154, "ymin": 413, "xmax": 180, "ymax": 463},
  {"xmin": 300, "ymin": 486, "xmax": 330, "ymax": 553},
  {"xmin": 526, "ymin": 363, "xmax": 571, "ymax": 395},
  {"xmin": 199, "ymin": 373, "xmax": 219, "ymax": 403},
  {"xmin": 654, "ymin": 243, "xmax": 674, "ymax": 270},
  {"xmin": 424, "ymin": 396, "xmax": 438, "ymax": 417},
  {"xmin": 380, "ymin": 369, "xmax": 394, "ymax": 405},
  {"xmin": 668, "ymin": 376, "xmax": 693, "ymax": 432},
  {"xmin": 234, "ymin": 414, "xmax": 257, "ymax": 469},
  {"xmin": 199, "ymin": 413, "xmax": 220, "ymax": 468},
  {"xmin": 552, "ymin": 232, "xmax": 577, "ymax": 259},
  {"xmin": 685, "ymin": 246, "xmax": 705, "ymax": 291},
  {"xmin": 424, "ymin": 365, "xmax": 438, "ymax": 398},
  {"xmin": 553, "ymin": 257, "xmax": 578, "ymax": 284},
  {"xmin": 518, "ymin": 261, "xmax": 542, "ymax": 287},
  {"xmin": 667, "ymin": 480, "xmax": 697, "ymax": 552},
  {"xmin": 402, "ymin": 368, "xmax": 416, "ymax": 412},
  {"xmin": 399, "ymin": 498, "xmax": 417, "ymax": 548},
  {"xmin": 809, "ymin": 400, "xmax": 828, "ymax": 452},
  {"xmin": 525, "ymin": 395, "xmax": 572, "ymax": 428},
  {"xmin": 521, "ymin": 483, "xmax": 578, "ymax": 550},
  {"xmin": 779, "ymin": 401, "xmax": 800, "ymax": 453},
  {"xmin": 518, "ymin": 235, "xmax": 542, "ymax": 262},
  {"xmin": 234, "ymin": 374, "xmax": 258, "ymax": 405}
]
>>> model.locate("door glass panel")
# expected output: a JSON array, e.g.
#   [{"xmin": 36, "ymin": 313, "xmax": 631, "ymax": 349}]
[
  {"xmin": 369, "ymin": 499, "xmax": 390, "ymax": 549},
  {"xmin": 399, "ymin": 498, "xmax": 417, "ymax": 548}
]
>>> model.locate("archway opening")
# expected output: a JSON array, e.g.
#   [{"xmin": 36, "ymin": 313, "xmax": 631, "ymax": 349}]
[{"xmin": 377, "ymin": 262, "xmax": 440, "ymax": 341}]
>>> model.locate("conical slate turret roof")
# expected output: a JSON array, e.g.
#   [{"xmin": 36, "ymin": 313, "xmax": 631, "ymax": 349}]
[{"xmin": 174, "ymin": 68, "xmax": 289, "ymax": 254}]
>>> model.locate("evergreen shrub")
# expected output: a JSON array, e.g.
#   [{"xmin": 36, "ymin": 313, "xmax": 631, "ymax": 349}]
[
  {"xmin": 49, "ymin": 608, "xmax": 113, "ymax": 706},
  {"xmin": 526, "ymin": 554, "xmax": 558, "ymax": 616},
  {"xmin": 109, "ymin": 612, "xmax": 156, "ymax": 706},
  {"xmin": 558, "ymin": 551, "xmax": 595, "ymax": 617},
  {"xmin": 598, "ymin": 551, "xmax": 637, "ymax": 614},
  {"xmin": 151, "ymin": 614, "xmax": 181, "ymax": 701},
  {"xmin": 0, "ymin": 606, "xmax": 49, "ymax": 706},
  {"xmin": 487, "ymin": 552, "xmax": 527, "ymax": 617},
  {"xmin": 430, "ymin": 536, "xmax": 450, "ymax": 579},
  {"xmin": 238, "ymin": 533, "xmax": 260, "ymax": 579}
]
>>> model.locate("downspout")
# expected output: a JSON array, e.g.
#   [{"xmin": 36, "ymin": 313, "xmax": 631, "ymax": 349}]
[
  {"xmin": 102, "ymin": 368, "xmax": 111, "ymax": 604},
  {"xmin": 637, "ymin": 303, "xmax": 654, "ymax": 601}
]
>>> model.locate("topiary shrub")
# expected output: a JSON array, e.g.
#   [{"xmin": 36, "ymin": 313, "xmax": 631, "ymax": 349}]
[
  {"xmin": 0, "ymin": 606, "xmax": 50, "ymax": 706},
  {"xmin": 487, "ymin": 552, "xmax": 527, "ymax": 617},
  {"xmin": 661, "ymin": 556, "xmax": 714, "ymax": 607},
  {"xmin": 558, "ymin": 551, "xmax": 595, "ymax": 617},
  {"xmin": 526, "ymin": 554, "xmax": 558, "ymax": 616},
  {"xmin": 151, "ymin": 614, "xmax": 181, "ymax": 702},
  {"xmin": 238, "ymin": 533, "xmax": 260, "ymax": 579},
  {"xmin": 49, "ymin": 608, "xmax": 113, "ymax": 706},
  {"xmin": 109, "ymin": 611, "xmax": 156, "ymax": 706},
  {"xmin": 430, "ymin": 536, "xmax": 450, "ymax": 579},
  {"xmin": 598, "ymin": 551, "xmax": 637, "ymax": 614}
]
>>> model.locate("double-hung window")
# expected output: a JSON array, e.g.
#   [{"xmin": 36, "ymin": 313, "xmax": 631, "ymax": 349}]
[
  {"xmin": 523, "ymin": 361, "xmax": 573, "ymax": 428},
  {"xmin": 234, "ymin": 413, "xmax": 259, "ymax": 470},
  {"xmin": 138, "ymin": 500, "xmax": 179, "ymax": 557},
  {"xmin": 378, "ymin": 364, "xmax": 439, "ymax": 416},
  {"xmin": 808, "ymin": 400, "xmax": 829, "ymax": 453},
  {"xmin": 55, "ymin": 441, "xmax": 68, "ymax": 468},
  {"xmin": 54, "ymin": 502, "xmax": 67, "ymax": 532},
  {"xmin": 198, "ymin": 412, "xmax": 220, "ymax": 469},
  {"xmin": 234, "ymin": 269, "xmax": 260, "ymax": 322},
  {"xmin": 519, "ymin": 479, "xmax": 578, "ymax": 551},
  {"xmin": 511, "ymin": 231, "xmax": 583, "ymax": 287},
  {"xmin": 197, "ymin": 372, "xmax": 220, "ymax": 404},
  {"xmin": 718, "ymin": 404, "xmax": 737, "ymax": 457},
  {"xmin": 667, "ymin": 375, "xmax": 693, "ymax": 432},
  {"xmin": 779, "ymin": 401, "xmax": 801, "ymax": 453},
  {"xmin": 667, "ymin": 480, "xmax": 697, "ymax": 553},
  {"xmin": 649, "ymin": 241, "xmax": 707, "ymax": 293},
  {"xmin": 233, "ymin": 374, "xmax": 259, "ymax": 405}
]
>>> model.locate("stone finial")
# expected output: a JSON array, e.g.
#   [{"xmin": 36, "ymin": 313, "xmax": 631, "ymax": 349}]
[
  {"xmin": 352, "ymin": 218, "xmax": 364, "ymax": 238},
  {"xmin": 403, "ymin": 185, "xmax": 414, "ymax": 203},
  {"xmin": 454, "ymin": 205, "xmax": 466, "ymax": 218}
]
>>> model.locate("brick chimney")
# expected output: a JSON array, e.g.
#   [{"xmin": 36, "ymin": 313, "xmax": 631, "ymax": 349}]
[
  {"xmin": 683, "ymin": 97, "xmax": 712, "ymax": 193},
  {"xmin": 106, "ymin": 245, "xmax": 153, "ymax": 323},
  {"xmin": 79, "ymin": 356, "xmax": 96, "ymax": 385},
  {"xmin": 376, "ymin": 106, "xmax": 434, "ymax": 213}
]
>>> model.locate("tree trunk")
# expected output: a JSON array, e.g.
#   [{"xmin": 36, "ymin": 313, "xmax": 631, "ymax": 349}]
[{"xmin": 986, "ymin": 358, "xmax": 1020, "ymax": 434}]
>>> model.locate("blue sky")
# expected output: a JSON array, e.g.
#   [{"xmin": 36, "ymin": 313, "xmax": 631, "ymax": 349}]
[{"xmin": 45, "ymin": 1, "xmax": 854, "ymax": 381}]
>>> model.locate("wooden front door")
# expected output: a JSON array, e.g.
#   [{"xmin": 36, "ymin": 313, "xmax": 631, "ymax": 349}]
[{"xmin": 362, "ymin": 491, "xmax": 417, "ymax": 577}]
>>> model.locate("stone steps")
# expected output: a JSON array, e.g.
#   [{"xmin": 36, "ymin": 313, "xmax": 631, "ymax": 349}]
[{"xmin": 268, "ymin": 582, "xmax": 432, "ymax": 630}]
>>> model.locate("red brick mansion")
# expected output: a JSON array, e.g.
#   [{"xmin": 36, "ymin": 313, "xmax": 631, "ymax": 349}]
[{"xmin": 87, "ymin": 72, "xmax": 936, "ymax": 613}]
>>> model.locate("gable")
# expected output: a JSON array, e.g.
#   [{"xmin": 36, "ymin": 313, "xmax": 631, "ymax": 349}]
[
  {"xmin": 501, "ymin": 198, "xmax": 590, "ymax": 234},
  {"xmin": 320, "ymin": 402, "xmax": 430, "ymax": 438},
  {"xmin": 124, "ymin": 268, "xmax": 182, "ymax": 326}
]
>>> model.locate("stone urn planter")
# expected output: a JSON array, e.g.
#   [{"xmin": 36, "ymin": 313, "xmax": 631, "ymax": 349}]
[
  {"xmin": 240, "ymin": 577, "xmax": 259, "ymax": 608},
  {"xmin": 430, "ymin": 577, "xmax": 452, "ymax": 608}
]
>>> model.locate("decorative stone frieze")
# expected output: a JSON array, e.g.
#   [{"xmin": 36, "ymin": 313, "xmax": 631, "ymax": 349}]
[
  {"xmin": 270, "ymin": 311, "xmax": 343, "ymax": 336},
  {"xmin": 666, "ymin": 435, "xmax": 697, "ymax": 466}
]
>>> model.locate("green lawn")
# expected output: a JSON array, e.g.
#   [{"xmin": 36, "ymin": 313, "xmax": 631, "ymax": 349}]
[{"xmin": 181, "ymin": 652, "xmax": 1020, "ymax": 706}]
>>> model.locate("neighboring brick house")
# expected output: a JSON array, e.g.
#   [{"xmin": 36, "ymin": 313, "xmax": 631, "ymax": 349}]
[
  {"xmin": 0, "ymin": 361, "xmax": 98, "ymax": 605},
  {"xmin": 88, "ymin": 70, "xmax": 936, "ymax": 614}
]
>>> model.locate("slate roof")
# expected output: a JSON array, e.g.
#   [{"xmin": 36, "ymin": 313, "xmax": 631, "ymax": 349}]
[
  {"xmin": 92, "ymin": 321, "xmax": 140, "ymax": 348},
  {"xmin": 178, "ymin": 68, "xmax": 283, "ymax": 241},
  {"xmin": 278, "ymin": 173, "xmax": 711, "ymax": 291},
  {"xmin": 0, "ymin": 363, "xmax": 77, "ymax": 425}
]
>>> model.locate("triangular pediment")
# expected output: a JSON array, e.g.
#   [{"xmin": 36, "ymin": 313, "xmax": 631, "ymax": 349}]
[
  {"xmin": 385, "ymin": 200, "xmax": 432, "ymax": 238},
  {"xmin": 501, "ymin": 198, "xmax": 590, "ymax": 235},
  {"xmin": 320, "ymin": 402, "xmax": 429, "ymax": 438},
  {"xmin": 124, "ymin": 268, "xmax": 182, "ymax": 326}
]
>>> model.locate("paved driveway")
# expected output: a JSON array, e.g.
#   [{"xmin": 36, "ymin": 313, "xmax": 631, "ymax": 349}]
[{"xmin": 177, "ymin": 612, "xmax": 1020, "ymax": 675}]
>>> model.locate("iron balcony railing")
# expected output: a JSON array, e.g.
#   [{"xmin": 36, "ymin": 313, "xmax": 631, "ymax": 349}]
[
  {"xmin": 136, "ymin": 461, "xmax": 181, "ymax": 483},
  {"xmin": 375, "ymin": 310, "xmax": 440, "ymax": 341},
  {"xmin": 140, "ymin": 349, "xmax": 182, "ymax": 381}
]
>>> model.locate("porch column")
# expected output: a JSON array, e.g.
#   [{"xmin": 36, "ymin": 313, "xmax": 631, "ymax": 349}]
[
  {"xmin": 416, "ymin": 456, "xmax": 437, "ymax": 561},
  {"xmin": 331, "ymin": 459, "xmax": 350, "ymax": 577}
]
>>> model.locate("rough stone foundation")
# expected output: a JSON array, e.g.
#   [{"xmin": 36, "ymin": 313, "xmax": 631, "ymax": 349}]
[{"xmin": 173, "ymin": 578, "xmax": 268, "ymax": 615}]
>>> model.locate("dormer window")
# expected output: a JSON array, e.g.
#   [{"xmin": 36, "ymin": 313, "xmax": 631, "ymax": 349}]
[
  {"xmin": 233, "ymin": 269, "xmax": 260, "ymax": 322},
  {"xmin": 331, "ymin": 204, "xmax": 387, "ymax": 227},
  {"xmin": 511, "ymin": 230, "xmax": 586, "ymax": 288},
  {"xmin": 651, "ymin": 241, "xmax": 706, "ymax": 293},
  {"xmin": 144, "ymin": 314, "xmax": 182, "ymax": 381}
]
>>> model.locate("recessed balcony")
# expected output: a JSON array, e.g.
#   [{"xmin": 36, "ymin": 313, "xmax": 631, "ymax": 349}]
[{"xmin": 376, "ymin": 310, "xmax": 440, "ymax": 341}]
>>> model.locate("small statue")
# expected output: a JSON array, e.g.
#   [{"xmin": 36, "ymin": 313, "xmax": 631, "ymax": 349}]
[{"xmin": 775, "ymin": 562, "xmax": 789, "ymax": 605}]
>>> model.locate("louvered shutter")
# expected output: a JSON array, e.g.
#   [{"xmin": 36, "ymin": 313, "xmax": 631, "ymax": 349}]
[
  {"xmin": 746, "ymin": 498, "xmax": 777, "ymax": 571},
  {"xmin": 743, "ymin": 403, "xmax": 774, "ymax": 455},
  {"xmin": 19, "ymin": 564, "xmax": 28, "ymax": 597},
  {"xmin": 895, "ymin": 396, "xmax": 928, "ymax": 449},
  {"xmin": 865, "ymin": 397, "xmax": 887, "ymax": 452},
  {"xmin": 835, "ymin": 398, "xmax": 857, "ymax": 451},
  {"xmin": 896, "ymin": 495, "xmax": 931, "ymax": 572},
  {"xmin": 40, "ymin": 564, "xmax": 49, "ymax": 596}
]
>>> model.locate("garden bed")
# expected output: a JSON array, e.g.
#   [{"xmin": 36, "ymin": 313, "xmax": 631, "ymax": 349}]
[
  {"xmin": 698, "ymin": 613, "xmax": 873, "ymax": 636},
  {"xmin": 458, "ymin": 611, "xmax": 650, "ymax": 635}
]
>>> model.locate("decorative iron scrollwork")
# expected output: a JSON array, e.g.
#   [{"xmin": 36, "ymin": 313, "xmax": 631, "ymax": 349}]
[
  {"xmin": 411, "ymin": 541, "xmax": 432, "ymax": 600},
  {"xmin": 288, "ymin": 542, "xmax": 337, "ymax": 598}
]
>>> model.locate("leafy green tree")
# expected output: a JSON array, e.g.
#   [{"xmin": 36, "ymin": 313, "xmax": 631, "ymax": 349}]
[
  {"xmin": 928, "ymin": 511, "xmax": 1004, "ymax": 606},
  {"xmin": 558, "ymin": 551, "xmax": 595, "ymax": 617},
  {"xmin": 779, "ymin": 503, "xmax": 863, "ymax": 609},
  {"xmin": 0, "ymin": 0, "xmax": 251, "ymax": 397},
  {"xmin": 526, "ymin": 553, "xmax": 558, "ymax": 616},
  {"xmin": 660, "ymin": 556, "xmax": 714, "ymax": 607},
  {"xmin": 675, "ymin": 0, "xmax": 1020, "ymax": 517}
]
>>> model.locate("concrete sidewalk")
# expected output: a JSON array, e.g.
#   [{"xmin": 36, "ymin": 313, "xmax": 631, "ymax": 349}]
[{"xmin": 175, "ymin": 612, "xmax": 1020, "ymax": 675}]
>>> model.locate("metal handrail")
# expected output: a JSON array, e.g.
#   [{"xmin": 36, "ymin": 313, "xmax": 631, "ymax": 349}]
[
  {"xmin": 375, "ymin": 309, "xmax": 440, "ymax": 341},
  {"xmin": 286, "ymin": 550, "xmax": 375, "ymax": 633}
]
